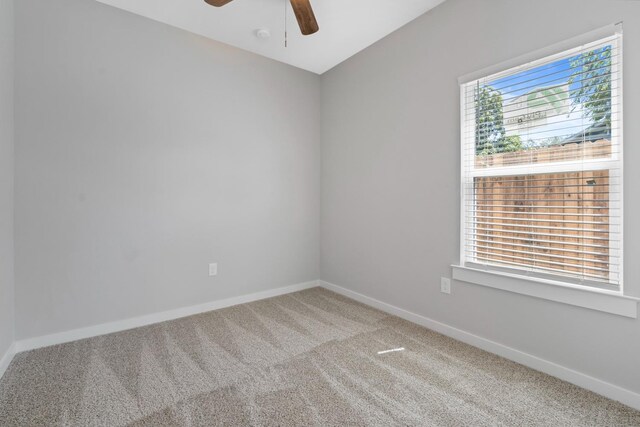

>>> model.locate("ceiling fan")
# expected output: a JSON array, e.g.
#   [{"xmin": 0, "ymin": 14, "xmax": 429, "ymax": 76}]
[{"xmin": 204, "ymin": 0, "xmax": 319, "ymax": 36}]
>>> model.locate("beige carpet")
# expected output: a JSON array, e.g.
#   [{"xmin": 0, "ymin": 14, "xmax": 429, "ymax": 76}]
[{"xmin": 1, "ymin": 287, "xmax": 639, "ymax": 426}]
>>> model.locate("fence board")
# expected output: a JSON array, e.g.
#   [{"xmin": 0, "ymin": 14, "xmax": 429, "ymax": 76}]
[{"xmin": 473, "ymin": 140, "xmax": 611, "ymax": 280}]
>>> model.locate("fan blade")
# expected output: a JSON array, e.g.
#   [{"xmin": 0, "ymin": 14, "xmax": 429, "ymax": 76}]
[
  {"xmin": 289, "ymin": 0, "xmax": 319, "ymax": 35},
  {"xmin": 204, "ymin": 0, "xmax": 234, "ymax": 7}
]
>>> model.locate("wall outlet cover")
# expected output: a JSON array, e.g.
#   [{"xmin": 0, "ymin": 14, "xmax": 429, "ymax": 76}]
[
  {"xmin": 209, "ymin": 263, "xmax": 218, "ymax": 277},
  {"xmin": 440, "ymin": 277, "xmax": 451, "ymax": 294}
]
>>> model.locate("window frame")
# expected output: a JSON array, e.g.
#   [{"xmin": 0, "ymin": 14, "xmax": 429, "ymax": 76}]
[{"xmin": 454, "ymin": 24, "xmax": 637, "ymax": 317}]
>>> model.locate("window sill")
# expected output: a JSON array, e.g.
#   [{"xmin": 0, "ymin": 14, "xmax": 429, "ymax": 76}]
[{"xmin": 451, "ymin": 265, "xmax": 639, "ymax": 318}]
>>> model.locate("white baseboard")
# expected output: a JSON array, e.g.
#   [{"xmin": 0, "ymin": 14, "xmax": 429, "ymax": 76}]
[
  {"xmin": 0, "ymin": 342, "xmax": 16, "ymax": 380},
  {"xmin": 320, "ymin": 280, "xmax": 640, "ymax": 411},
  {"xmin": 10, "ymin": 278, "xmax": 640, "ymax": 411},
  {"xmin": 15, "ymin": 280, "xmax": 319, "ymax": 354}
]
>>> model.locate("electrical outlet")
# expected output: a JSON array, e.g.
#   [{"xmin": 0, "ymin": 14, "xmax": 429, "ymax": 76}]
[
  {"xmin": 209, "ymin": 263, "xmax": 218, "ymax": 277},
  {"xmin": 440, "ymin": 277, "xmax": 451, "ymax": 294}
]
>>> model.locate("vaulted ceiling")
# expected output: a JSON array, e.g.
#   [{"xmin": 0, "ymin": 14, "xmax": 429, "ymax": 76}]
[{"xmin": 96, "ymin": 0, "xmax": 446, "ymax": 74}]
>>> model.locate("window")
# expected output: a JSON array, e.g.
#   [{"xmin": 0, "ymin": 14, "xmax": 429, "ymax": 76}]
[{"xmin": 460, "ymin": 30, "xmax": 623, "ymax": 293}]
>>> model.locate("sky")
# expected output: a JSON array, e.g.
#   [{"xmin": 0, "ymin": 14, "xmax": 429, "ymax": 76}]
[
  {"xmin": 478, "ymin": 46, "xmax": 612, "ymax": 147},
  {"xmin": 489, "ymin": 57, "xmax": 575, "ymax": 100}
]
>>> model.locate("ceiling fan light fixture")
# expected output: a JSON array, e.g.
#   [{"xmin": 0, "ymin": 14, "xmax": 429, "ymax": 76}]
[
  {"xmin": 203, "ymin": 0, "xmax": 318, "ymax": 36},
  {"xmin": 255, "ymin": 28, "xmax": 271, "ymax": 39}
]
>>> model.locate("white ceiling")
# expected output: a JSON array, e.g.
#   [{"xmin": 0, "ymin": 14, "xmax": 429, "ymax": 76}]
[{"xmin": 95, "ymin": 0, "xmax": 446, "ymax": 74}]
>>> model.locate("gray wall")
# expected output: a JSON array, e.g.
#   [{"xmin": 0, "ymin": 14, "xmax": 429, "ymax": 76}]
[
  {"xmin": 11, "ymin": 0, "xmax": 640, "ymax": 397},
  {"xmin": 14, "ymin": 0, "xmax": 320, "ymax": 340},
  {"xmin": 0, "ymin": 0, "xmax": 15, "ymax": 357},
  {"xmin": 321, "ymin": 0, "xmax": 640, "ymax": 394}
]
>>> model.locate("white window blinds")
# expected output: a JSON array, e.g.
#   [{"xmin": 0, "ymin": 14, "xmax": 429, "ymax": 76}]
[{"xmin": 460, "ymin": 31, "xmax": 623, "ymax": 291}]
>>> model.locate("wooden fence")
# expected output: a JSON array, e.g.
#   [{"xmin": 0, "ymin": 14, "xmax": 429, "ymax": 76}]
[{"xmin": 473, "ymin": 140, "xmax": 612, "ymax": 281}]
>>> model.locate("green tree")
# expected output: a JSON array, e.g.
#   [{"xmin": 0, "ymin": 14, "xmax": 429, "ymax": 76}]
[
  {"xmin": 500, "ymin": 135, "xmax": 523, "ymax": 153},
  {"xmin": 475, "ymin": 85, "xmax": 505, "ymax": 155},
  {"xmin": 475, "ymin": 86, "xmax": 523, "ymax": 154},
  {"xmin": 568, "ymin": 46, "xmax": 611, "ymax": 130}
]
